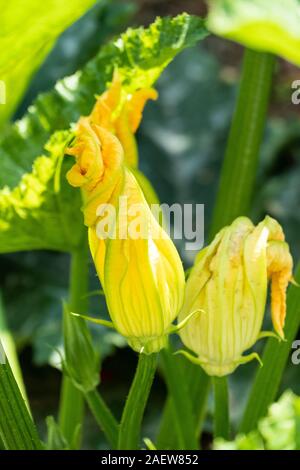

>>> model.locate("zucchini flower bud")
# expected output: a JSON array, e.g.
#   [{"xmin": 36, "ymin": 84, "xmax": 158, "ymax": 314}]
[
  {"xmin": 66, "ymin": 119, "xmax": 184, "ymax": 354},
  {"xmin": 89, "ymin": 74, "xmax": 157, "ymax": 167},
  {"xmin": 178, "ymin": 216, "xmax": 293, "ymax": 377},
  {"xmin": 63, "ymin": 304, "xmax": 100, "ymax": 393}
]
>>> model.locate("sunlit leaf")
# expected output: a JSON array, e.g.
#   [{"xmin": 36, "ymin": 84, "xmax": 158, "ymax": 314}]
[
  {"xmin": 207, "ymin": 0, "xmax": 300, "ymax": 66},
  {"xmin": 0, "ymin": 131, "xmax": 83, "ymax": 253},
  {"xmin": 0, "ymin": 0, "xmax": 97, "ymax": 126}
]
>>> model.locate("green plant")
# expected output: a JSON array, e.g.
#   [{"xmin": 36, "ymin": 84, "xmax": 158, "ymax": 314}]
[{"xmin": 0, "ymin": 0, "xmax": 300, "ymax": 451}]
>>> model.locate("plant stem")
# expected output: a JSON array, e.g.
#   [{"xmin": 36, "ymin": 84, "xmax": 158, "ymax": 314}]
[
  {"xmin": 209, "ymin": 49, "xmax": 275, "ymax": 237},
  {"xmin": 0, "ymin": 350, "xmax": 42, "ymax": 450},
  {"xmin": 157, "ymin": 49, "xmax": 275, "ymax": 447},
  {"xmin": 160, "ymin": 347, "xmax": 198, "ymax": 449},
  {"xmin": 58, "ymin": 376, "xmax": 84, "ymax": 447},
  {"xmin": 85, "ymin": 389, "xmax": 119, "ymax": 449},
  {"xmin": 205, "ymin": 49, "xmax": 274, "ymax": 438},
  {"xmin": 118, "ymin": 353, "xmax": 158, "ymax": 450},
  {"xmin": 58, "ymin": 238, "xmax": 89, "ymax": 447},
  {"xmin": 157, "ymin": 359, "xmax": 209, "ymax": 449},
  {"xmin": 213, "ymin": 377, "xmax": 230, "ymax": 440},
  {"xmin": 240, "ymin": 262, "xmax": 300, "ymax": 433}
]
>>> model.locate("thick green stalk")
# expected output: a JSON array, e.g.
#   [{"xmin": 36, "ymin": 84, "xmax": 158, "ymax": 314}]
[
  {"xmin": 209, "ymin": 49, "xmax": 275, "ymax": 236},
  {"xmin": 118, "ymin": 353, "xmax": 158, "ymax": 450},
  {"xmin": 58, "ymin": 377, "xmax": 84, "ymax": 448},
  {"xmin": 213, "ymin": 377, "xmax": 229, "ymax": 440},
  {"xmin": 85, "ymin": 389, "xmax": 119, "ymax": 449},
  {"xmin": 58, "ymin": 239, "xmax": 89, "ymax": 447},
  {"xmin": 160, "ymin": 348, "xmax": 198, "ymax": 449},
  {"xmin": 205, "ymin": 49, "xmax": 274, "ymax": 436},
  {"xmin": 0, "ymin": 348, "xmax": 42, "ymax": 450},
  {"xmin": 157, "ymin": 361, "xmax": 209, "ymax": 449},
  {"xmin": 158, "ymin": 49, "xmax": 275, "ymax": 446},
  {"xmin": 208, "ymin": 50, "xmax": 274, "ymax": 438},
  {"xmin": 240, "ymin": 262, "xmax": 300, "ymax": 433}
]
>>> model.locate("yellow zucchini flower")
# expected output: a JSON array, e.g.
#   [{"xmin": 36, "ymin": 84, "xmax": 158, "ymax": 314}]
[
  {"xmin": 89, "ymin": 74, "xmax": 157, "ymax": 167},
  {"xmin": 66, "ymin": 118, "xmax": 185, "ymax": 354},
  {"xmin": 178, "ymin": 216, "xmax": 293, "ymax": 376}
]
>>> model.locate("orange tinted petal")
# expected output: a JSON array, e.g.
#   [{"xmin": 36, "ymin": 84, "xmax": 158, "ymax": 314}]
[
  {"xmin": 127, "ymin": 88, "xmax": 158, "ymax": 133},
  {"xmin": 267, "ymin": 240, "xmax": 293, "ymax": 338}
]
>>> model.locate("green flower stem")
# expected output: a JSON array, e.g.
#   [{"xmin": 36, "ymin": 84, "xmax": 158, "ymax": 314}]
[
  {"xmin": 213, "ymin": 377, "xmax": 230, "ymax": 439},
  {"xmin": 157, "ymin": 360, "xmax": 209, "ymax": 449},
  {"xmin": 85, "ymin": 389, "xmax": 119, "ymax": 449},
  {"xmin": 0, "ymin": 351, "xmax": 42, "ymax": 450},
  {"xmin": 240, "ymin": 262, "xmax": 300, "ymax": 433},
  {"xmin": 118, "ymin": 353, "xmax": 158, "ymax": 450},
  {"xmin": 209, "ymin": 49, "xmax": 275, "ymax": 237},
  {"xmin": 157, "ymin": 398, "xmax": 185, "ymax": 450},
  {"xmin": 160, "ymin": 348, "xmax": 198, "ymax": 449},
  {"xmin": 0, "ymin": 291, "xmax": 29, "ymax": 408},
  {"xmin": 58, "ymin": 377, "xmax": 84, "ymax": 447},
  {"xmin": 58, "ymin": 238, "xmax": 89, "ymax": 447}
]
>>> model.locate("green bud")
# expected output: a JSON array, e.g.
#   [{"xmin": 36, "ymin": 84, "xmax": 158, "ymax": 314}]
[{"xmin": 63, "ymin": 303, "xmax": 100, "ymax": 393}]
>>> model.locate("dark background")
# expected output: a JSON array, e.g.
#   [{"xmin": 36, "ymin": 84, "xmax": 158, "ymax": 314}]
[{"xmin": 1, "ymin": 0, "xmax": 300, "ymax": 448}]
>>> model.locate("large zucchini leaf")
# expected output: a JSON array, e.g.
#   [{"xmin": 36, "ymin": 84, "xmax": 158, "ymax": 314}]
[
  {"xmin": 0, "ymin": 14, "xmax": 208, "ymax": 254},
  {"xmin": 0, "ymin": 0, "xmax": 98, "ymax": 127}
]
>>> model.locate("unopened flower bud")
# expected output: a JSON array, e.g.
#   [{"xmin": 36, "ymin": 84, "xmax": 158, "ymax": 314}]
[
  {"xmin": 66, "ymin": 119, "xmax": 184, "ymax": 354},
  {"xmin": 178, "ymin": 216, "xmax": 293, "ymax": 376},
  {"xmin": 63, "ymin": 304, "xmax": 100, "ymax": 392}
]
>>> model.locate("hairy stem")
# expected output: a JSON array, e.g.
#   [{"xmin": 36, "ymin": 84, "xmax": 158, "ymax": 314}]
[
  {"xmin": 85, "ymin": 388, "xmax": 119, "ymax": 449},
  {"xmin": 213, "ymin": 377, "xmax": 230, "ymax": 440},
  {"xmin": 209, "ymin": 49, "xmax": 275, "ymax": 236},
  {"xmin": 58, "ymin": 239, "xmax": 89, "ymax": 447},
  {"xmin": 118, "ymin": 353, "xmax": 157, "ymax": 450}
]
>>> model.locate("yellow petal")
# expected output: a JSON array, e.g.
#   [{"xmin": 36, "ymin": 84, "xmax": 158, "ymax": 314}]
[
  {"xmin": 90, "ymin": 74, "xmax": 122, "ymax": 129},
  {"xmin": 103, "ymin": 169, "xmax": 185, "ymax": 352},
  {"xmin": 127, "ymin": 88, "xmax": 158, "ymax": 133},
  {"xmin": 267, "ymin": 240, "xmax": 293, "ymax": 338}
]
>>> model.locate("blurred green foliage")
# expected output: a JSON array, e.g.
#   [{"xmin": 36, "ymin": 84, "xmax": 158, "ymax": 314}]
[
  {"xmin": 0, "ymin": 0, "xmax": 300, "ymax": 448},
  {"xmin": 215, "ymin": 391, "xmax": 300, "ymax": 449}
]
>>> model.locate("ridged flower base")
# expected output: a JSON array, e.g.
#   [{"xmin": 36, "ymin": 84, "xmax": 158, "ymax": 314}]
[{"xmin": 128, "ymin": 335, "xmax": 168, "ymax": 354}]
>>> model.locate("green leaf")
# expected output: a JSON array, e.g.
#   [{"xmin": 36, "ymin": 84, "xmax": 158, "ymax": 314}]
[
  {"xmin": 0, "ymin": 0, "xmax": 97, "ymax": 127},
  {"xmin": 0, "ymin": 342, "xmax": 42, "ymax": 450},
  {"xmin": 1, "ymin": 13, "xmax": 208, "ymax": 190},
  {"xmin": 0, "ymin": 131, "xmax": 84, "ymax": 253},
  {"xmin": 46, "ymin": 416, "xmax": 68, "ymax": 450},
  {"xmin": 0, "ymin": 14, "xmax": 208, "ymax": 254},
  {"xmin": 215, "ymin": 391, "xmax": 300, "ymax": 450},
  {"xmin": 207, "ymin": 0, "xmax": 300, "ymax": 66}
]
